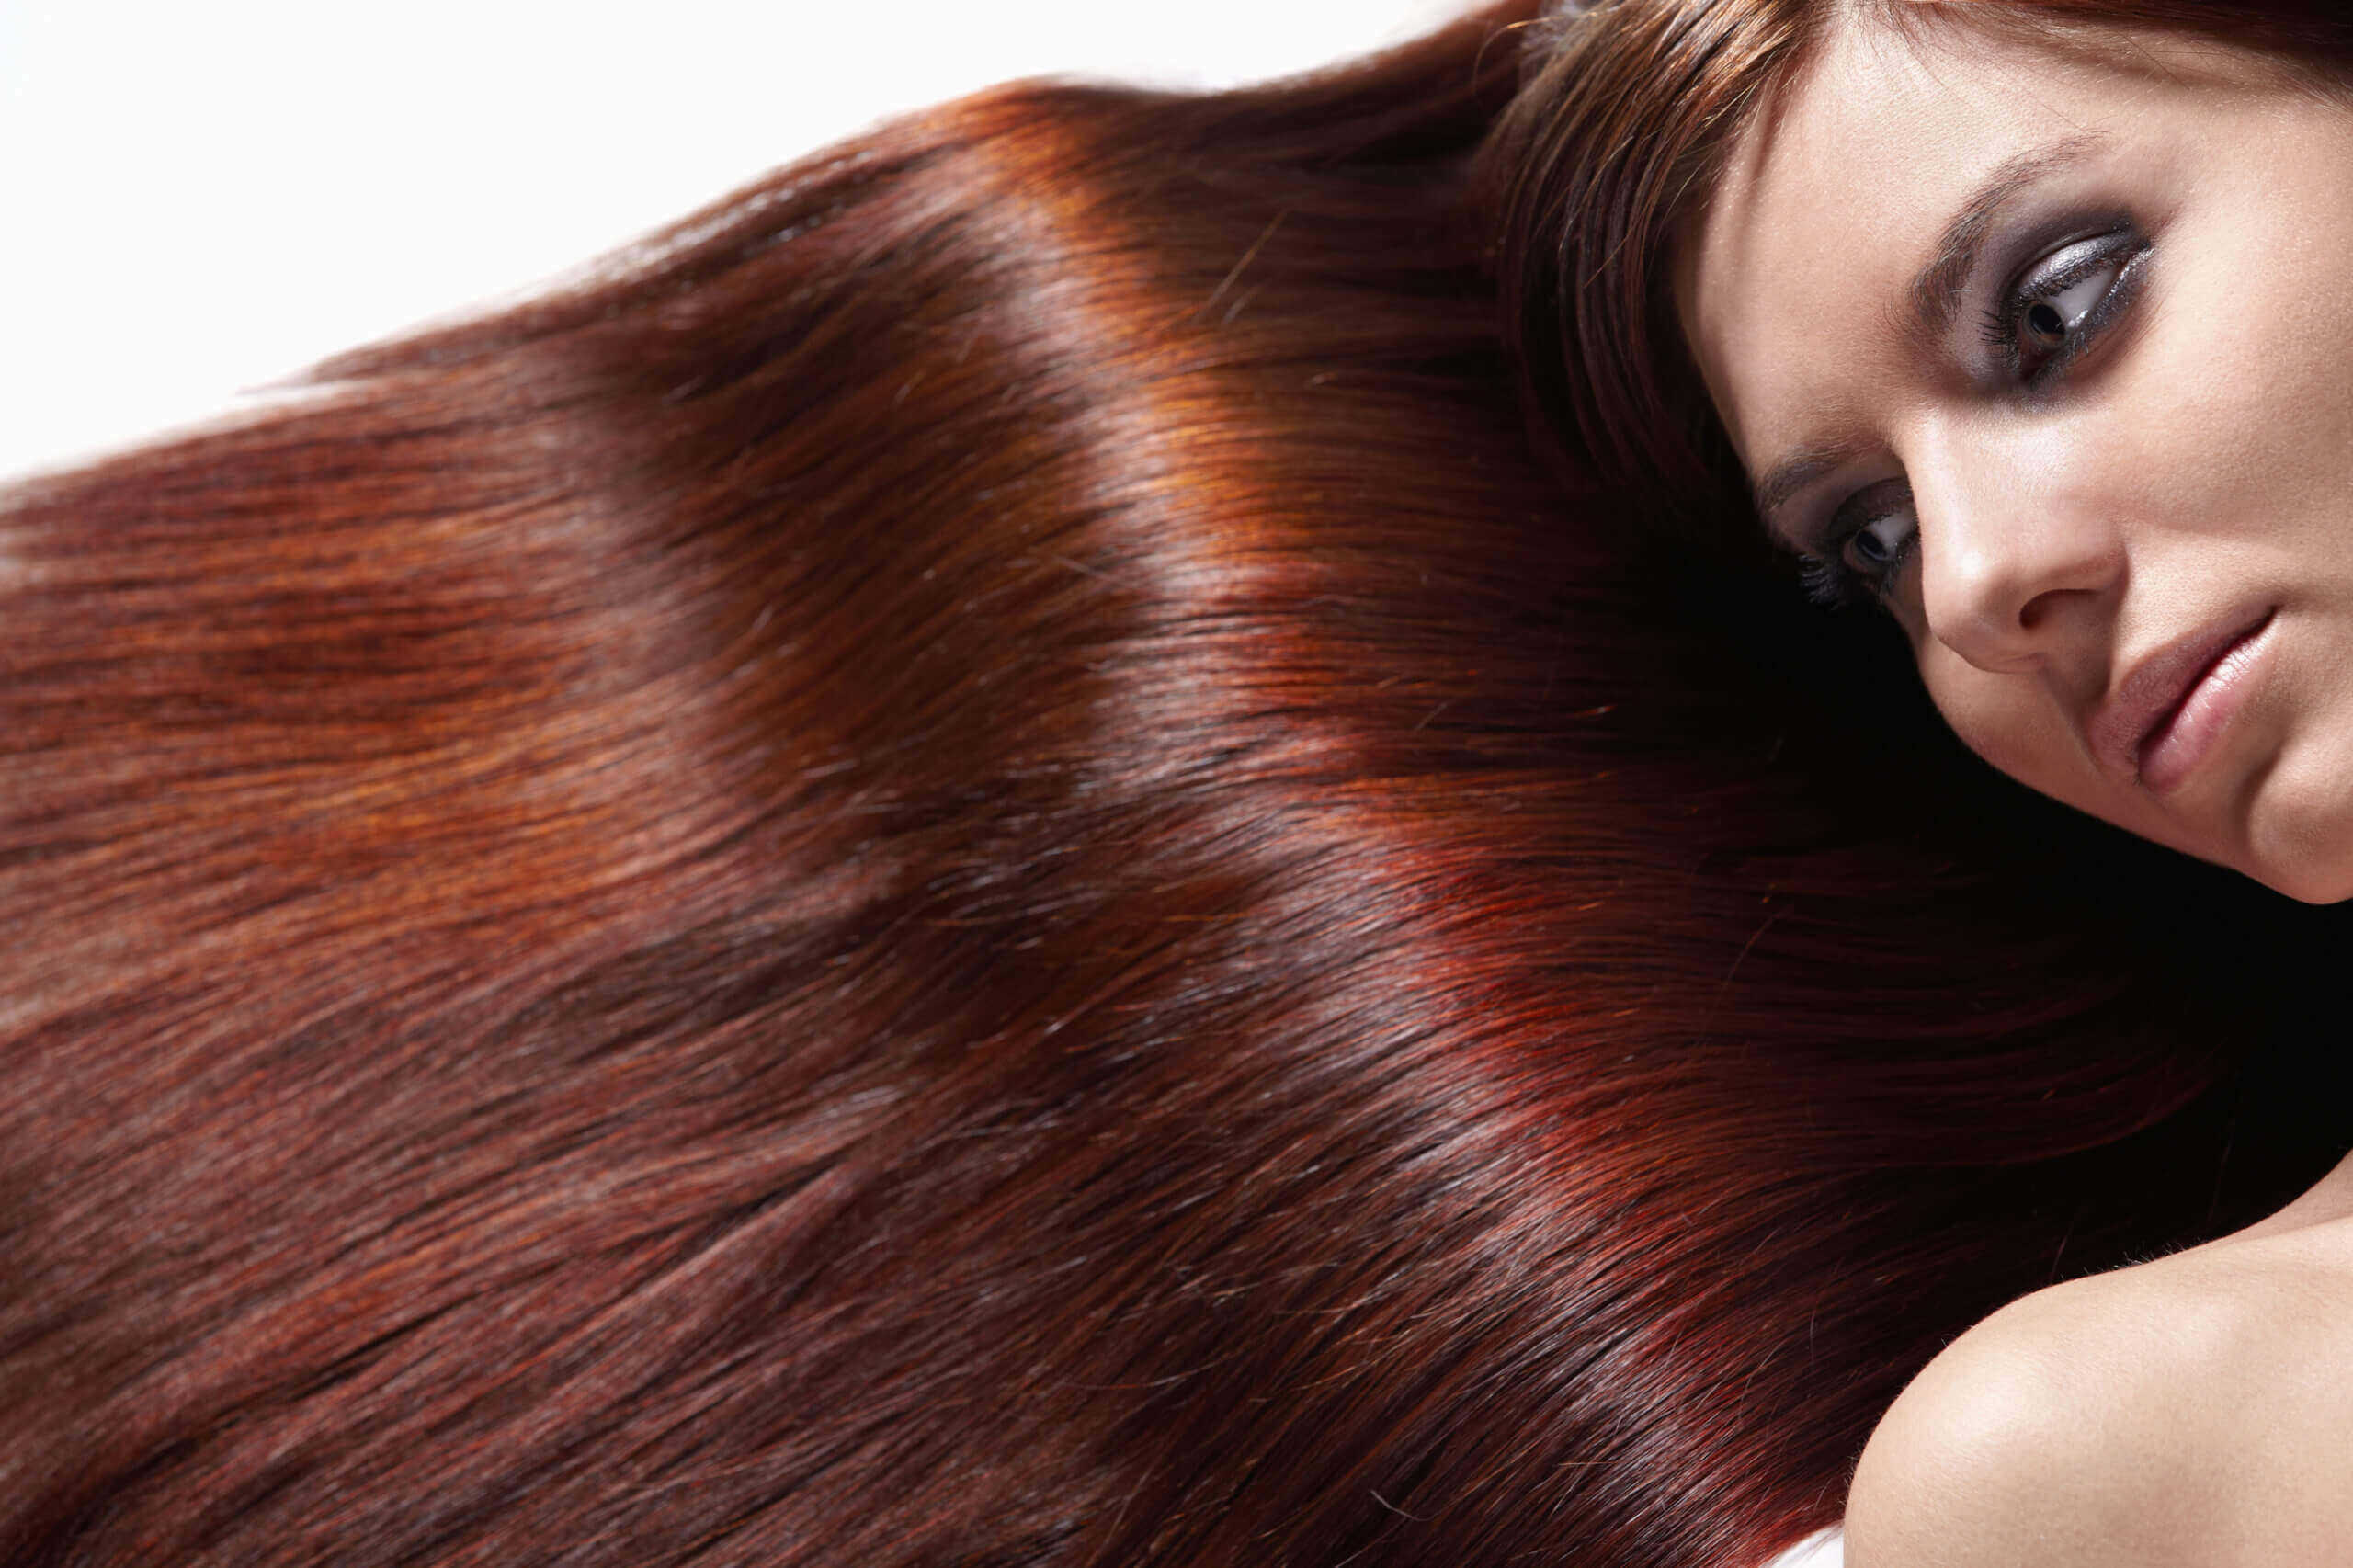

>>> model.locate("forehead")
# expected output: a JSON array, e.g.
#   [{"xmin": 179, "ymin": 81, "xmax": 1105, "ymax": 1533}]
[{"xmin": 1678, "ymin": 16, "xmax": 2251, "ymax": 489}]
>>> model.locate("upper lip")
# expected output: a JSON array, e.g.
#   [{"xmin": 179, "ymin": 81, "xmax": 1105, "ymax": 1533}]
[{"xmin": 2088, "ymin": 608, "xmax": 2275, "ymax": 783}]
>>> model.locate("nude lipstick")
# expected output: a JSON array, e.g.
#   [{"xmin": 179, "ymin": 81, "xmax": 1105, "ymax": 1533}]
[{"xmin": 2093, "ymin": 610, "xmax": 2276, "ymax": 796}]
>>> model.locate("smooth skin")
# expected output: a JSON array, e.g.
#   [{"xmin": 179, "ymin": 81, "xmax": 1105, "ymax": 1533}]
[
  {"xmin": 1840, "ymin": 1154, "xmax": 2353, "ymax": 1568},
  {"xmin": 1681, "ymin": 14, "xmax": 2353, "ymax": 904},
  {"xmin": 1679, "ymin": 12, "xmax": 2353, "ymax": 1565}
]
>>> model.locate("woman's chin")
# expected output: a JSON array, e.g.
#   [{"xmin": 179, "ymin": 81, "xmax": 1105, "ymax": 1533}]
[
  {"xmin": 2249, "ymin": 864, "xmax": 2353, "ymax": 906},
  {"xmin": 2232, "ymin": 749, "xmax": 2353, "ymax": 903},
  {"xmin": 2234, "ymin": 826, "xmax": 2353, "ymax": 905}
]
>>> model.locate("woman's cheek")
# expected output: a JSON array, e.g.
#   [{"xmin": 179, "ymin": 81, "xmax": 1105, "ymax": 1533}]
[{"xmin": 1922, "ymin": 659, "xmax": 2102, "ymax": 818}]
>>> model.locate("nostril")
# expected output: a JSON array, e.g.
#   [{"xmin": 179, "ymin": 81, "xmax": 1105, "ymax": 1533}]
[{"xmin": 2016, "ymin": 586, "xmax": 2084, "ymax": 633}]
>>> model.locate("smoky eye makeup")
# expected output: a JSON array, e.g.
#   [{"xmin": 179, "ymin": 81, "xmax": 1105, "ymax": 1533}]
[
  {"xmin": 1786, "ymin": 206, "xmax": 2155, "ymax": 612},
  {"xmin": 1974, "ymin": 211, "xmax": 2154, "ymax": 388},
  {"xmin": 1796, "ymin": 477, "xmax": 1916, "ymax": 608}
]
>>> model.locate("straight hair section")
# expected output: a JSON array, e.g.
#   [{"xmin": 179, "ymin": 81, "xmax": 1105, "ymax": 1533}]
[{"xmin": 3, "ymin": 7, "xmax": 2348, "ymax": 1565}]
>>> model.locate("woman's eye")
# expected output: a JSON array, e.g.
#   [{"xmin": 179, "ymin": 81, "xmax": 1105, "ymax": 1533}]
[
  {"xmin": 1838, "ymin": 503, "xmax": 1916, "ymax": 585},
  {"xmin": 1797, "ymin": 483, "xmax": 1918, "ymax": 610},
  {"xmin": 1998, "ymin": 231, "xmax": 2149, "ymax": 381}
]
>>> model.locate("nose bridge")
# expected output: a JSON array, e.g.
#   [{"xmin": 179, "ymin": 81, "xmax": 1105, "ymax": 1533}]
[{"xmin": 1907, "ymin": 421, "xmax": 2121, "ymax": 672}]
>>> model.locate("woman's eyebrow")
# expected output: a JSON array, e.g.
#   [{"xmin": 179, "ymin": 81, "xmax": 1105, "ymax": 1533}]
[
  {"xmin": 1753, "ymin": 437, "xmax": 1869, "ymax": 525},
  {"xmin": 1908, "ymin": 132, "xmax": 2107, "ymax": 341},
  {"xmin": 1749, "ymin": 132, "xmax": 2113, "ymax": 531}
]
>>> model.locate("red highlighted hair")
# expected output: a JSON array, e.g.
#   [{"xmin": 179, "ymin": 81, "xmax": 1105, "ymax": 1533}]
[{"xmin": 1, "ymin": 6, "xmax": 2346, "ymax": 1564}]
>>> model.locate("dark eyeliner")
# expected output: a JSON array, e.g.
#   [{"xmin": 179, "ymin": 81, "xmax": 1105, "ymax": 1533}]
[
  {"xmin": 1798, "ymin": 481, "xmax": 1915, "ymax": 609},
  {"xmin": 1795, "ymin": 219, "xmax": 2150, "ymax": 614},
  {"xmin": 1980, "ymin": 222, "xmax": 2153, "ymax": 386}
]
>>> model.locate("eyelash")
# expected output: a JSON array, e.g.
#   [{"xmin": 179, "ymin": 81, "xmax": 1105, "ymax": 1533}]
[
  {"xmin": 1796, "ymin": 223, "xmax": 2153, "ymax": 609},
  {"xmin": 1797, "ymin": 512, "xmax": 1915, "ymax": 610},
  {"xmin": 1797, "ymin": 554, "xmax": 1859, "ymax": 609},
  {"xmin": 1976, "ymin": 224, "xmax": 2152, "ymax": 386}
]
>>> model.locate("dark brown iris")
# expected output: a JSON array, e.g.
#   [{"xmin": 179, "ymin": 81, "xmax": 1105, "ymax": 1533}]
[{"xmin": 2025, "ymin": 300, "xmax": 2069, "ymax": 348}]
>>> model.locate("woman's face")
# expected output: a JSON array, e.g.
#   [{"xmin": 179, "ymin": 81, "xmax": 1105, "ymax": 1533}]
[{"xmin": 1679, "ymin": 15, "xmax": 2353, "ymax": 902}]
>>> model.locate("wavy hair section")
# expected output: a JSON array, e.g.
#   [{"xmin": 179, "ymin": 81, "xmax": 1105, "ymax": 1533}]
[{"xmin": 1, "ymin": 7, "xmax": 2348, "ymax": 1566}]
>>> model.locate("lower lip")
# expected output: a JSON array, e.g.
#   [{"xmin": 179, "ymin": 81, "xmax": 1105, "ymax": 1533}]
[{"xmin": 2138, "ymin": 614, "xmax": 2276, "ymax": 796}]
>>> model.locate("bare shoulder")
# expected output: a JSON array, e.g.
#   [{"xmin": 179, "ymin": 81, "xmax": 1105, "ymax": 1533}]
[{"xmin": 1845, "ymin": 1221, "xmax": 2353, "ymax": 1568}]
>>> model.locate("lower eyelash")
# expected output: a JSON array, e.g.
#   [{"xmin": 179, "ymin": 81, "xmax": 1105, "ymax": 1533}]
[
  {"xmin": 1795, "ymin": 538, "xmax": 1915, "ymax": 611},
  {"xmin": 1983, "ymin": 231, "xmax": 2150, "ymax": 381},
  {"xmin": 1798, "ymin": 554, "xmax": 1861, "ymax": 608}
]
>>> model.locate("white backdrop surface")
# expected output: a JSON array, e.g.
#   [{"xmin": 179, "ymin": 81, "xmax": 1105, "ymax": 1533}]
[
  {"xmin": 0, "ymin": 8, "xmax": 1849, "ymax": 1564},
  {"xmin": 0, "ymin": 0, "xmax": 1463, "ymax": 478}
]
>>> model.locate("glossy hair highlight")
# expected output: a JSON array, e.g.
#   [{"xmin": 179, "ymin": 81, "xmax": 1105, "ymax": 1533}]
[{"xmin": 0, "ymin": 7, "xmax": 2349, "ymax": 1568}]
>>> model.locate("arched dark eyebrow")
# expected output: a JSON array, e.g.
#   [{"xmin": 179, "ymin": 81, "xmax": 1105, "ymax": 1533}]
[
  {"xmin": 1751, "ymin": 437, "xmax": 1869, "ymax": 524},
  {"xmin": 1907, "ymin": 132, "xmax": 2104, "ymax": 342},
  {"xmin": 1748, "ymin": 132, "xmax": 2108, "ymax": 531}
]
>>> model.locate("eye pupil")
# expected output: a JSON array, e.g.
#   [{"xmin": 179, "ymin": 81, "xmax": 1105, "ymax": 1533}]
[
  {"xmin": 1853, "ymin": 531, "xmax": 1888, "ymax": 564},
  {"xmin": 2026, "ymin": 300, "xmax": 2067, "ymax": 345}
]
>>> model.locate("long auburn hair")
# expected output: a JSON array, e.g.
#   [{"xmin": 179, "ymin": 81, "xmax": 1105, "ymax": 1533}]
[{"xmin": 2, "ymin": 6, "xmax": 2347, "ymax": 1566}]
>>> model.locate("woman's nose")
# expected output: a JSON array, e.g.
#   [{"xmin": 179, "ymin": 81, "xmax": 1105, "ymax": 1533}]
[{"xmin": 1909, "ymin": 438, "xmax": 2123, "ymax": 676}]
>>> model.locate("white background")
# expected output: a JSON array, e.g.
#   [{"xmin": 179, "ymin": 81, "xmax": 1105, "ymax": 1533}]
[
  {"xmin": 0, "ymin": 9, "xmax": 1843, "ymax": 1564},
  {"xmin": 0, "ymin": 0, "xmax": 1475, "ymax": 480}
]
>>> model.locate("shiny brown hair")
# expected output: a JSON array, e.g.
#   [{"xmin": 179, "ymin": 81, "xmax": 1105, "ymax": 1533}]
[{"xmin": 1, "ymin": 6, "xmax": 2347, "ymax": 1566}]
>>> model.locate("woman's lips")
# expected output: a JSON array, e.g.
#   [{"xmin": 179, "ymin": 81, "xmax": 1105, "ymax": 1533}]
[{"xmin": 2092, "ymin": 610, "xmax": 2277, "ymax": 796}]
